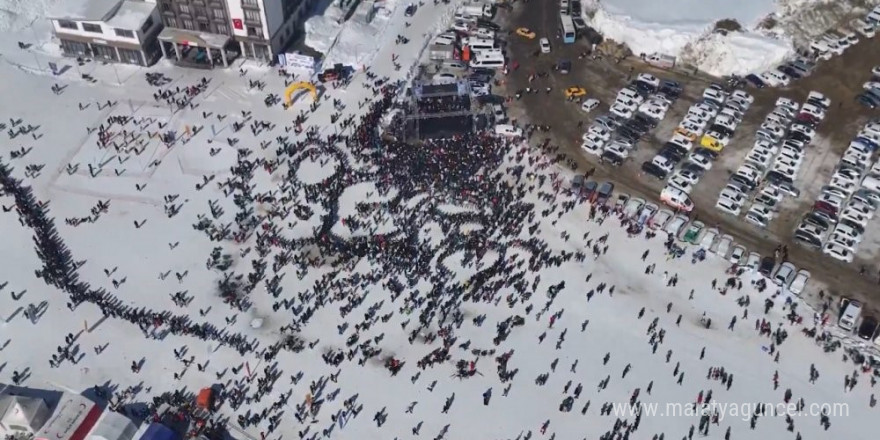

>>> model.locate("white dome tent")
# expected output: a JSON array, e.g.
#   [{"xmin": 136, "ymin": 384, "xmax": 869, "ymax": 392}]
[
  {"xmin": 0, "ymin": 395, "xmax": 51, "ymax": 437},
  {"xmin": 87, "ymin": 411, "xmax": 137, "ymax": 440}
]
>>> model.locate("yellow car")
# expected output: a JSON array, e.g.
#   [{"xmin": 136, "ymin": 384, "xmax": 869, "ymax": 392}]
[
  {"xmin": 516, "ymin": 27, "xmax": 536, "ymax": 39},
  {"xmin": 700, "ymin": 135, "xmax": 724, "ymax": 152},
  {"xmin": 674, "ymin": 127, "xmax": 698, "ymax": 142},
  {"xmin": 565, "ymin": 87, "xmax": 586, "ymax": 98}
]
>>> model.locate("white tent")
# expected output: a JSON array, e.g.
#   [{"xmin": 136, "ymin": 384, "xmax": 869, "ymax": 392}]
[
  {"xmin": 0, "ymin": 395, "xmax": 51, "ymax": 436},
  {"xmin": 87, "ymin": 411, "xmax": 137, "ymax": 440}
]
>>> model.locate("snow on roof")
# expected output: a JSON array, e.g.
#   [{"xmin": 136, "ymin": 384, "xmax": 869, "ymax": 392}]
[
  {"xmin": 49, "ymin": 0, "xmax": 122, "ymax": 21},
  {"xmin": 87, "ymin": 411, "xmax": 137, "ymax": 440},
  {"xmin": 105, "ymin": 1, "xmax": 156, "ymax": 30},
  {"xmin": 0, "ymin": 395, "xmax": 51, "ymax": 435}
]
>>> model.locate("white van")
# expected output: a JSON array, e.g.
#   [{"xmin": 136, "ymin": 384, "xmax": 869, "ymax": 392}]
[
  {"xmin": 474, "ymin": 51, "xmax": 505, "ymax": 63},
  {"xmin": 464, "ymin": 37, "xmax": 498, "ymax": 51},
  {"xmin": 472, "ymin": 48, "xmax": 504, "ymax": 58},
  {"xmin": 862, "ymin": 175, "xmax": 880, "ymax": 193},
  {"xmin": 495, "ymin": 124, "xmax": 523, "ymax": 137},
  {"xmin": 839, "ymin": 299, "xmax": 862, "ymax": 332},
  {"xmin": 470, "ymin": 58, "xmax": 504, "ymax": 69}
]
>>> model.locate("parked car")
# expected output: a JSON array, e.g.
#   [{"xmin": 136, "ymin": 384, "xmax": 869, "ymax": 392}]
[
  {"xmin": 859, "ymin": 316, "xmax": 878, "ymax": 340},
  {"xmin": 539, "ymin": 37, "xmax": 551, "ymax": 53},
  {"xmin": 788, "ymin": 269, "xmax": 810, "ymax": 296},
  {"xmin": 839, "ymin": 298, "xmax": 862, "ymax": 331},
  {"xmin": 758, "ymin": 256, "xmax": 776, "ymax": 277}
]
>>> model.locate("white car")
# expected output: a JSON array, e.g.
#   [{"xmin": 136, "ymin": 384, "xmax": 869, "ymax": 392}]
[
  {"xmin": 788, "ymin": 269, "xmax": 811, "ymax": 296},
  {"xmin": 587, "ymin": 126, "xmax": 611, "ymax": 142},
  {"xmin": 729, "ymin": 245, "xmax": 747, "ymax": 265},
  {"xmin": 494, "ymin": 124, "xmax": 523, "ymax": 137},
  {"xmin": 581, "ymin": 139, "xmax": 603, "ymax": 156},
  {"xmin": 834, "ymin": 223, "xmax": 863, "ymax": 242},
  {"xmin": 650, "ymin": 209, "xmax": 673, "ymax": 229},
  {"xmin": 637, "ymin": 73, "xmax": 660, "ymax": 88},
  {"xmin": 667, "ymin": 175, "xmax": 694, "ymax": 194},
  {"xmin": 539, "ymin": 38, "xmax": 551, "ymax": 53},
  {"xmin": 688, "ymin": 153, "xmax": 712, "ymax": 171},
  {"xmin": 745, "ymin": 204, "xmax": 774, "ymax": 228},
  {"xmin": 715, "ymin": 197, "xmax": 741, "ymax": 216},
  {"xmin": 610, "ymin": 103, "xmax": 634, "ymax": 119},
  {"xmin": 581, "ymin": 98, "xmax": 600, "ymax": 113},
  {"xmin": 730, "ymin": 89, "xmax": 754, "ymax": 105},
  {"xmin": 828, "ymin": 233, "xmax": 858, "ymax": 252},
  {"xmin": 664, "ymin": 214, "xmax": 689, "ymax": 236},
  {"xmin": 823, "ymin": 242, "xmax": 854, "ymax": 263},
  {"xmin": 745, "ymin": 252, "xmax": 761, "ymax": 271}
]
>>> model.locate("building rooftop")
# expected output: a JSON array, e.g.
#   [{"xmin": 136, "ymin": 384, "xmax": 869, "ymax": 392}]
[
  {"xmin": 49, "ymin": 0, "xmax": 123, "ymax": 21},
  {"xmin": 105, "ymin": 1, "xmax": 156, "ymax": 29}
]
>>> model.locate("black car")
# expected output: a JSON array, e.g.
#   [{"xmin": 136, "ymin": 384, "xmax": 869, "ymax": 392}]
[
  {"xmin": 787, "ymin": 131, "xmax": 811, "ymax": 145},
  {"xmin": 471, "ymin": 67, "xmax": 496, "ymax": 77},
  {"xmin": 641, "ymin": 161, "xmax": 668, "ymax": 180},
  {"xmin": 745, "ymin": 74, "xmax": 765, "ymax": 88},
  {"xmin": 633, "ymin": 114, "xmax": 657, "ymax": 129},
  {"xmin": 793, "ymin": 230, "xmax": 822, "ymax": 249},
  {"xmin": 554, "ymin": 60, "xmax": 571, "ymax": 74},
  {"xmin": 780, "ymin": 65, "xmax": 802, "ymax": 79},
  {"xmin": 600, "ymin": 151, "xmax": 624, "ymax": 166},
  {"xmin": 405, "ymin": 3, "xmax": 417, "ymax": 16},
  {"xmin": 858, "ymin": 316, "xmax": 878, "ymax": 340},
  {"xmin": 659, "ymin": 143, "xmax": 687, "ymax": 162},
  {"xmin": 476, "ymin": 19, "xmax": 500, "ymax": 31},
  {"xmin": 596, "ymin": 181, "xmax": 615, "ymax": 204},
  {"xmin": 758, "ymin": 256, "xmax": 776, "ymax": 277}
]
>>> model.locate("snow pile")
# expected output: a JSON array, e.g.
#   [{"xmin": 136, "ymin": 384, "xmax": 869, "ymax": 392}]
[
  {"xmin": 304, "ymin": 5, "xmax": 346, "ymax": 55},
  {"xmin": 0, "ymin": 0, "xmax": 62, "ymax": 32},
  {"xmin": 585, "ymin": 0, "xmax": 832, "ymax": 75},
  {"xmin": 679, "ymin": 31, "xmax": 793, "ymax": 76}
]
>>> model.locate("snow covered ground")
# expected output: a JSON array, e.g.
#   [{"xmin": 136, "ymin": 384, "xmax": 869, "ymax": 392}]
[
  {"xmin": 585, "ymin": 0, "xmax": 873, "ymax": 76},
  {"xmin": 0, "ymin": 2, "xmax": 878, "ymax": 440}
]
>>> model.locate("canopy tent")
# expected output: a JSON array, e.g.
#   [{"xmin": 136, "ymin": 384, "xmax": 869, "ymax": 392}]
[
  {"xmin": 136, "ymin": 423, "xmax": 177, "ymax": 440},
  {"xmin": 34, "ymin": 393, "xmax": 101, "ymax": 440},
  {"xmin": 0, "ymin": 395, "xmax": 51, "ymax": 436},
  {"xmin": 87, "ymin": 411, "xmax": 137, "ymax": 440}
]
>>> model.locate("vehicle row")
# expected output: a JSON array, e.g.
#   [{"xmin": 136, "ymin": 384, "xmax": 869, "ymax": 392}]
[
  {"xmin": 715, "ymin": 92, "xmax": 829, "ymax": 227},
  {"xmin": 582, "ymin": 73, "xmax": 680, "ymax": 166},
  {"xmin": 794, "ymin": 120, "xmax": 880, "ymax": 263},
  {"xmin": 838, "ymin": 298, "xmax": 880, "ymax": 345}
]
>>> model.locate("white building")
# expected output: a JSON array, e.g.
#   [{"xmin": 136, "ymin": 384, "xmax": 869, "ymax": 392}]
[
  {"xmin": 49, "ymin": 0, "xmax": 163, "ymax": 66},
  {"xmin": 226, "ymin": 0, "xmax": 319, "ymax": 61},
  {"xmin": 151, "ymin": 0, "xmax": 318, "ymax": 67}
]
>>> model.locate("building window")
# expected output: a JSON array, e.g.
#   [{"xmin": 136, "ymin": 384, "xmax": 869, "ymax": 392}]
[
  {"xmin": 247, "ymin": 26, "xmax": 262, "ymax": 38},
  {"xmin": 141, "ymin": 17, "xmax": 154, "ymax": 33},
  {"xmin": 82, "ymin": 23, "xmax": 103, "ymax": 33},
  {"xmin": 212, "ymin": 8, "xmax": 225, "ymax": 20},
  {"xmin": 242, "ymin": 0, "xmax": 258, "ymax": 5},
  {"xmin": 163, "ymin": 16, "xmax": 177, "ymax": 27},
  {"xmin": 182, "ymin": 19, "xmax": 194, "ymax": 30},
  {"xmin": 57, "ymin": 20, "xmax": 78, "ymax": 30},
  {"xmin": 215, "ymin": 23, "xmax": 228, "ymax": 34},
  {"xmin": 244, "ymin": 9, "xmax": 261, "ymax": 22},
  {"xmin": 178, "ymin": 4, "xmax": 190, "ymax": 14},
  {"xmin": 198, "ymin": 21, "xmax": 209, "ymax": 31},
  {"xmin": 114, "ymin": 28, "xmax": 135, "ymax": 38}
]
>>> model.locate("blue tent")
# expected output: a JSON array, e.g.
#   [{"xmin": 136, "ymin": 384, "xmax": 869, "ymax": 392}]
[{"xmin": 138, "ymin": 424, "xmax": 176, "ymax": 440}]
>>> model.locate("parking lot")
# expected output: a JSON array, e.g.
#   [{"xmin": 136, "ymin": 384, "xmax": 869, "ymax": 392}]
[{"xmin": 499, "ymin": 0, "xmax": 880, "ymax": 310}]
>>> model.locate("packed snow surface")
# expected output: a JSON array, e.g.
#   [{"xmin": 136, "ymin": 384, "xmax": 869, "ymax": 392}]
[
  {"xmin": 0, "ymin": 1, "xmax": 878, "ymax": 440},
  {"xmin": 587, "ymin": 0, "xmax": 806, "ymax": 75}
]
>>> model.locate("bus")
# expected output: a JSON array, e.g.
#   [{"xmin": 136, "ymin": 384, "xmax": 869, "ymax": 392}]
[{"xmin": 560, "ymin": 15, "xmax": 576, "ymax": 43}]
